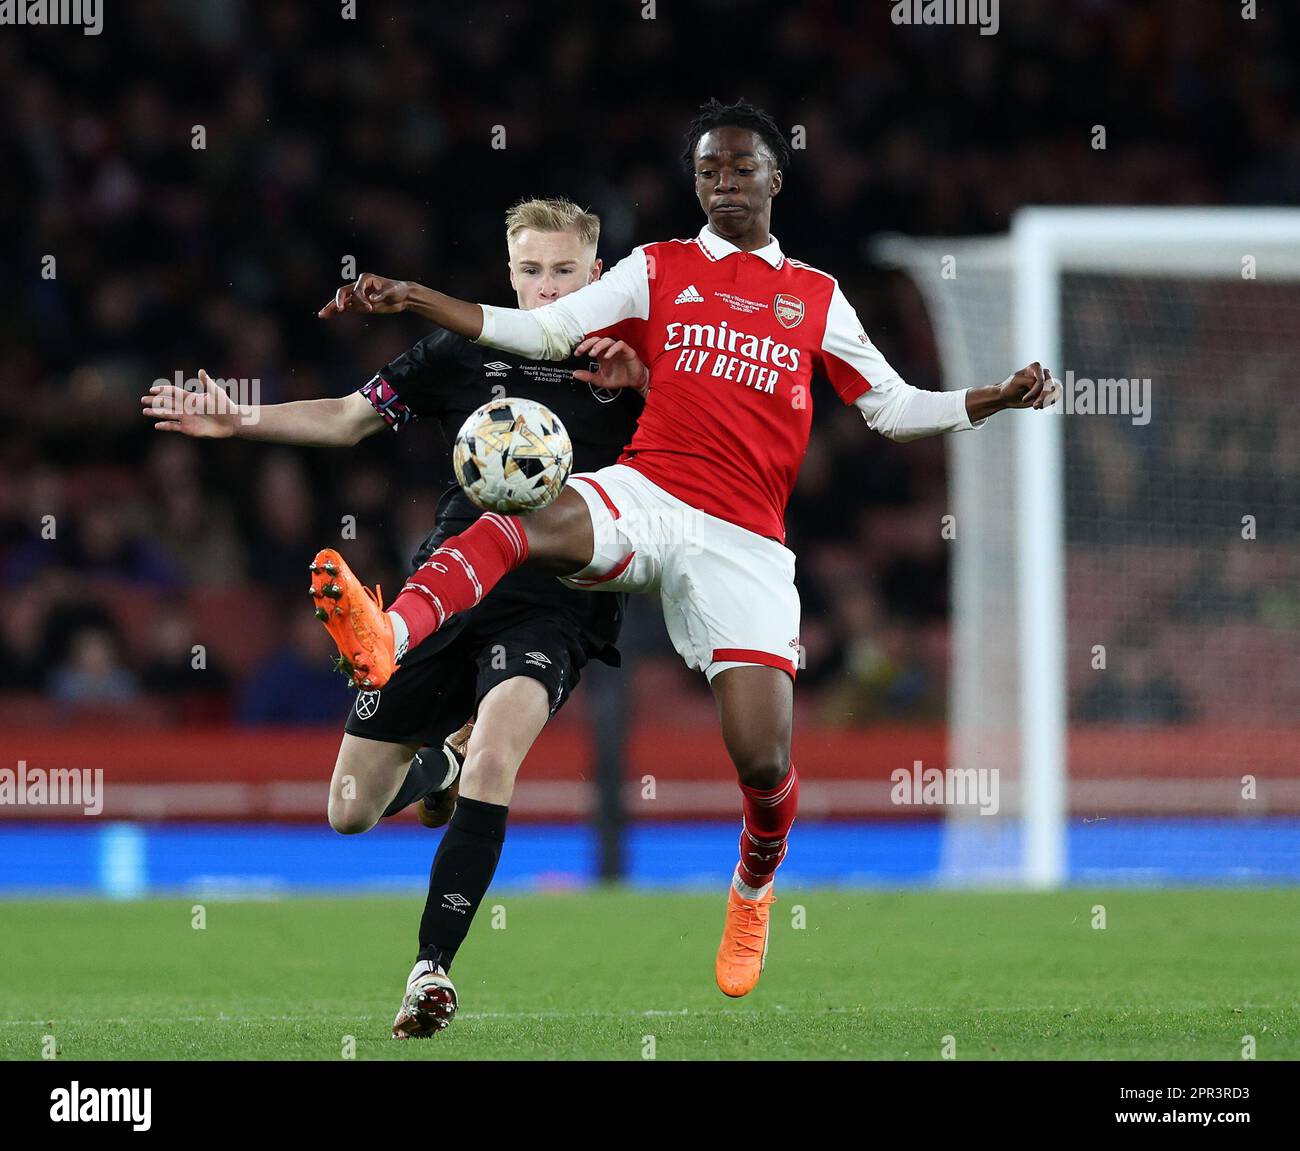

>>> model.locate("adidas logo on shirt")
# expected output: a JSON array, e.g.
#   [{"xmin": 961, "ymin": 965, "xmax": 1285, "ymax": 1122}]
[{"xmin": 674, "ymin": 284, "xmax": 705, "ymax": 304}]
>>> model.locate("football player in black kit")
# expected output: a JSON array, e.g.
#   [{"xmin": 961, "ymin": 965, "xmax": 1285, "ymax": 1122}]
[{"xmin": 142, "ymin": 198, "xmax": 647, "ymax": 1036}]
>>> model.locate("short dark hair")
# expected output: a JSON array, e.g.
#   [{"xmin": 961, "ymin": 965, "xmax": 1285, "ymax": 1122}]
[{"xmin": 680, "ymin": 98, "xmax": 791, "ymax": 174}]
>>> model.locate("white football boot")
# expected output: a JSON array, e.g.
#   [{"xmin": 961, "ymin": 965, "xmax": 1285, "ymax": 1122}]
[{"xmin": 391, "ymin": 960, "xmax": 458, "ymax": 1038}]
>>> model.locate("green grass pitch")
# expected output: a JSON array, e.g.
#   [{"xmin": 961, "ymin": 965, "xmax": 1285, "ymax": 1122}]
[{"xmin": 1, "ymin": 888, "xmax": 1296, "ymax": 1060}]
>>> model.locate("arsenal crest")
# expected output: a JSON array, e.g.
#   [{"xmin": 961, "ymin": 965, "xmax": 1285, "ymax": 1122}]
[{"xmin": 773, "ymin": 293, "xmax": 805, "ymax": 329}]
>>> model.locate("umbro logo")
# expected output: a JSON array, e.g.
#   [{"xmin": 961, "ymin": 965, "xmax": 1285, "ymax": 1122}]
[
  {"xmin": 526, "ymin": 650, "xmax": 552, "ymax": 668},
  {"xmin": 674, "ymin": 285, "xmax": 705, "ymax": 305},
  {"xmin": 484, "ymin": 361, "xmax": 512, "ymax": 376},
  {"xmin": 442, "ymin": 893, "xmax": 471, "ymax": 912}
]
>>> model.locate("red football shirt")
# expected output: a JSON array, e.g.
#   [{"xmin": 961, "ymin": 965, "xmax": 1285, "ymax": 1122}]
[{"xmin": 478, "ymin": 226, "xmax": 974, "ymax": 542}]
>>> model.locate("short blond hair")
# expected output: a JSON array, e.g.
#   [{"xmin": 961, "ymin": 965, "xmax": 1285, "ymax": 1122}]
[{"xmin": 505, "ymin": 197, "xmax": 600, "ymax": 249}]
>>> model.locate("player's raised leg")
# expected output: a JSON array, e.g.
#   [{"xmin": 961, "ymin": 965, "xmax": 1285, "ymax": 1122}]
[
  {"xmin": 710, "ymin": 664, "xmax": 799, "ymax": 998},
  {"xmin": 326, "ymin": 725, "xmax": 469, "ymax": 834},
  {"xmin": 393, "ymin": 674, "xmax": 551, "ymax": 1037},
  {"xmin": 310, "ymin": 486, "xmax": 594, "ymax": 689},
  {"xmin": 326, "ymin": 734, "xmax": 422, "ymax": 834}
]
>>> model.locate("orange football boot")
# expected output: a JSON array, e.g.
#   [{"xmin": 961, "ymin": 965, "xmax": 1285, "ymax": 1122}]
[
  {"xmin": 308, "ymin": 548, "xmax": 399, "ymax": 689},
  {"xmin": 715, "ymin": 878, "xmax": 777, "ymax": 998}
]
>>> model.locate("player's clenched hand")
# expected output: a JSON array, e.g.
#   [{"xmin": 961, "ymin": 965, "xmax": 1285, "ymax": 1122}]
[
  {"xmin": 997, "ymin": 362, "xmax": 1061, "ymax": 410},
  {"xmin": 319, "ymin": 273, "xmax": 411, "ymax": 318},
  {"xmin": 140, "ymin": 369, "xmax": 237, "ymax": 438},
  {"xmin": 571, "ymin": 336, "xmax": 650, "ymax": 396}
]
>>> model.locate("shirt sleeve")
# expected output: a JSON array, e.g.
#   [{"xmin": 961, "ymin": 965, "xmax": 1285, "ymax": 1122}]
[
  {"xmin": 357, "ymin": 331, "xmax": 461, "ymax": 431},
  {"xmin": 818, "ymin": 280, "xmax": 983, "ymax": 441},
  {"xmin": 477, "ymin": 247, "xmax": 652, "ymax": 361}
]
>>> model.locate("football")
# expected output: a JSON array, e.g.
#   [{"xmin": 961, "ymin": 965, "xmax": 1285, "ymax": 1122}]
[{"xmin": 452, "ymin": 396, "xmax": 573, "ymax": 513}]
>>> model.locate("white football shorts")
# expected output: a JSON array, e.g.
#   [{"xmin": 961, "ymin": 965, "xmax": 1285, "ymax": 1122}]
[{"xmin": 559, "ymin": 463, "xmax": 801, "ymax": 681}]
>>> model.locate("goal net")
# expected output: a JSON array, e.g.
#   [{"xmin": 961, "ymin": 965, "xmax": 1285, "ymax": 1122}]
[{"xmin": 878, "ymin": 209, "xmax": 1300, "ymax": 887}]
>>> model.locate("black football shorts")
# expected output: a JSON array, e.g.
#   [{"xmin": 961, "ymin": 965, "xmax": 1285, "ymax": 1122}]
[{"xmin": 342, "ymin": 611, "xmax": 587, "ymax": 748}]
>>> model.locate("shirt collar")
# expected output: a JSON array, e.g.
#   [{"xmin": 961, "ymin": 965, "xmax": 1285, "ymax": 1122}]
[{"xmin": 696, "ymin": 225, "xmax": 785, "ymax": 269}]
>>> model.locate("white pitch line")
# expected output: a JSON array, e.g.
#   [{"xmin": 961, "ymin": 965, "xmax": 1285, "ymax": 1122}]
[{"xmin": 3, "ymin": 1003, "xmax": 1288, "ymax": 1027}]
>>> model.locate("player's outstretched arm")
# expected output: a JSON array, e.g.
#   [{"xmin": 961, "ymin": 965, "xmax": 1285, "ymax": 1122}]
[
  {"xmin": 854, "ymin": 363, "xmax": 1060, "ymax": 442},
  {"xmin": 319, "ymin": 273, "xmax": 486, "ymax": 341},
  {"xmin": 320, "ymin": 252, "xmax": 649, "ymax": 363},
  {"xmin": 140, "ymin": 369, "xmax": 384, "ymax": 447},
  {"xmin": 830, "ymin": 282, "xmax": 1056, "ymax": 441}
]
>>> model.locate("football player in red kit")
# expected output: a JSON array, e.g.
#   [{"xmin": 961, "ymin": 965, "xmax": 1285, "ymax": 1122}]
[{"xmin": 314, "ymin": 99, "xmax": 1057, "ymax": 999}]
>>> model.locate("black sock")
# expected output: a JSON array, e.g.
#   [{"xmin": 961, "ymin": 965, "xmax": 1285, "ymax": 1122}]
[
  {"xmin": 380, "ymin": 746, "xmax": 448, "ymax": 819},
  {"xmin": 416, "ymin": 797, "xmax": 508, "ymax": 972}
]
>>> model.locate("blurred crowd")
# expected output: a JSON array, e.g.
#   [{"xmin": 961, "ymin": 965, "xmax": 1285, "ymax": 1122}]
[{"xmin": 1, "ymin": 0, "xmax": 1296, "ymax": 726}]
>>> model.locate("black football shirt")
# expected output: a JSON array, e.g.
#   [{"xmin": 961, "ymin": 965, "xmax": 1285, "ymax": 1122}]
[{"xmin": 358, "ymin": 327, "xmax": 643, "ymax": 665}]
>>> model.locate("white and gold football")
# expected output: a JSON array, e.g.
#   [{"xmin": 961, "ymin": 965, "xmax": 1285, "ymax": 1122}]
[{"xmin": 452, "ymin": 397, "xmax": 573, "ymax": 514}]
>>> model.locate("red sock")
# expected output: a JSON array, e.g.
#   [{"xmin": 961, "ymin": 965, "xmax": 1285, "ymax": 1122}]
[
  {"xmin": 390, "ymin": 512, "xmax": 528, "ymax": 648},
  {"xmin": 736, "ymin": 764, "xmax": 799, "ymax": 890}
]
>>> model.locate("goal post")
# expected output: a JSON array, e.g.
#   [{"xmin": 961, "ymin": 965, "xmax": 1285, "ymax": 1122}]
[
  {"xmin": 877, "ymin": 208, "xmax": 1300, "ymax": 888},
  {"xmin": 1011, "ymin": 211, "xmax": 1067, "ymax": 888}
]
